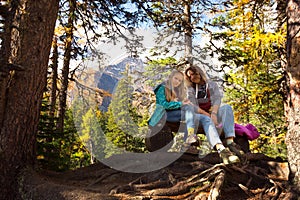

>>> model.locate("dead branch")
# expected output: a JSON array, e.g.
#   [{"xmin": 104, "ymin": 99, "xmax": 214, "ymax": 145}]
[{"xmin": 72, "ymin": 78, "xmax": 112, "ymax": 97}]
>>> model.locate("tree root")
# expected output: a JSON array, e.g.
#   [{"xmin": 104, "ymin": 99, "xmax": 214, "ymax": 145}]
[
  {"xmin": 107, "ymin": 153, "xmax": 292, "ymax": 199},
  {"xmin": 24, "ymin": 153, "xmax": 297, "ymax": 200},
  {"xmin": 208, "ymin": 170, "xmax": 225, "ymax": 200}
]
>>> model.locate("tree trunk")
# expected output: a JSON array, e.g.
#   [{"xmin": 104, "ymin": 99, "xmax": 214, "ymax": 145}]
[
  {"xmin": 285, "ymin": 0, "xmax": 300, "ymax": 189},
  {"xmin": 0, "ymin": 0, "xmax": 59, "ymax": 199},
  {"xmin": 0, "ymin": 1, "xmax": 16, "ymax": 129},
  {"xmin": 57, "ymin": 0, "xmax": 75, "ymax": 133},
  {"xmin": 183, "ymin": 2, "xmax": 193, "ymax": 66},
  {"xmin": 49, "ymin": 36, "xmax": 59, "ymax": 120}
]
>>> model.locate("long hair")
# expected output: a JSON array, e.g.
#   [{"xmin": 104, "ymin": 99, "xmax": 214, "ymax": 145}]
[
  {"xmin": 184, "ymin": 65, "xmax": 208, "ymax": 87},
  {"xmin": 165, "ymin": 70, "xmax": 186, "ymax": 102}
]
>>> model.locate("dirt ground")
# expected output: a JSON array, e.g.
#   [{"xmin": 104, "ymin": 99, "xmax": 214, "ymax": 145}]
[{"xmin": 21, "ymin": 152, "xmax": 299, "ymax": 200}]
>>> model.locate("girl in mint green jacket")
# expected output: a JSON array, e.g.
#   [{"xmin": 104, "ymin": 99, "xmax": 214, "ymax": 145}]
[{"xmin": 148, "ymin": 70, "xmax": 197, "ymax": 144}]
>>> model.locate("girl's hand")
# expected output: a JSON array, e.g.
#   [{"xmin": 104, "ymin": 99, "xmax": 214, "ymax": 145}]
[
  {"xmin": 211, "ymin": 113, "xmax": 218, "ymax": 125},
  {"xmin": 197, "ymin": 107, "xmax": 210, "ymax": 116}
]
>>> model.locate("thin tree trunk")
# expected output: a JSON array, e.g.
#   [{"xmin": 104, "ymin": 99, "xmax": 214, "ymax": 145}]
[
  {"xmin": 0, "ymin": 0, "xmax": 59, "ymax": 199},
  {"xmin": 57, "ymin": 0, "xmax": 75, "ymax": 133},
  {"xmin": 183, "ymin": 1, "xmax": 193, "ymax": 66},
  {"xmin": 49, "ymin": 37, "xmax": 59, "ymax": 120},
  {"xmin": 285, "ymin": 0, "xmax": 300, "ymax": 189}
]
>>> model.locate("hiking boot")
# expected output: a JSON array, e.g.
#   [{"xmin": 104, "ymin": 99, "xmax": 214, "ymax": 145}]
[
  {"xmin": 168, "ymin": 132, "xmax": 185, "ymax": 152},
  {"xmin": 186, "ymin": 134, "xmax": 197, "ymax": 144},
  {"xmin": 227, "ymin": 142, "xmax": 245, "ymax": 157},
  {"xmin": 219, "ymin": 148, "xmax": 240, "ymax": 164},
  {"xmin": 227, "ymin": 142, "xmax": 247, "ymax": 164},
  {"xmin": 186, "ymin": 127, "xmax": 196, "ymax": 144}
]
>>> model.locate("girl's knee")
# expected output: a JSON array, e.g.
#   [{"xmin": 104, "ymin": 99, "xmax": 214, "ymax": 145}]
[
  {"xmin": 222, "ymin": 104, "xmax": 233, "ymax": 112},
  {"xmin": 202, "ymin": 115, "xmax": 214, "ymax": 124}
]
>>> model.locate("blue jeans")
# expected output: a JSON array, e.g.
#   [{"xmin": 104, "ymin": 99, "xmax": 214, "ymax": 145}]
[
  {"xmin": 187, "ymin": 112, "xmax": 222, "ymax": 148},
  {"xmin": 184, "ymin": 104, "xmax": 235, "ymax": 148},
  {"xmin": 166, "ymin": 104, "xmax": 194, "ymax": 123},
  {"xmin": 166, "ymin": 105, "xmax": 219, "ymax": 145},
  {"xmin": 166, "ymin": 105, "xmax": 194, "ymax": 139},
  {"xmin": 216, "ymin": 104, "xmax": 235, "ymax": 138},
  {"xmin": 166, "ymin": 109, "xmax": 182, "ymax": 122},
  {"xmin": 166, "ymin": 104, "xmax": 235, "ymax": 148}
]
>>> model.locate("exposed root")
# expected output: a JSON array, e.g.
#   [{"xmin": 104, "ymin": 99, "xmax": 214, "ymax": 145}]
[
  {"xmin": 34, "ymin": 152, "xmax": 294, "ymax": 200},
  {"xmin": 107, "ymin": 153, "xmax": 291, "ymax": 199},
  {"xmin": 208, "ymin": 170, "xmax": 225, "ymax": 200}
]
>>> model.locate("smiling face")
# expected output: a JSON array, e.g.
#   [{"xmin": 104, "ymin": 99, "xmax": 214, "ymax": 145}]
[
  {"xmin": 171, "ymin": 72, "xmax": 183, "ymax": 88},
  {"xmin": 187, "ymin": 70, "xmax": 202, "ymax": 84}
]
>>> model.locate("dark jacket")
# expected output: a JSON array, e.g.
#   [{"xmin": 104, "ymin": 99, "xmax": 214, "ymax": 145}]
[{"xmin": 187, "ymin": 80, "xmax": 222, "ymax": 112}]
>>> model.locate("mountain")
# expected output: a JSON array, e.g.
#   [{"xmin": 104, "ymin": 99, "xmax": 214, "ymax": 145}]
[
  {"xmin": 97, "ymin": 56, "xmax": 145, "ymax": 112},
  {"xmin": 97, "ymin": 73, "xmax": 118, "ymax": 112},
  {"xmin": 68, "ymin": 56, "xmax": 154, "ymax": 114}
]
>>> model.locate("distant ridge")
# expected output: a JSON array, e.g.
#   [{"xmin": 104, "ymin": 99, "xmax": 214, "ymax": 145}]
[{"xmin": 97, "ymin": 56, "xmax": 144, "ymax": 112}]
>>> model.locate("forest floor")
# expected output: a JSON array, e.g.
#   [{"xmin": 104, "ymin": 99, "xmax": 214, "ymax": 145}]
[{"xmin": 22, "ymin": 152, "xmax": 299, "ymax": 200}]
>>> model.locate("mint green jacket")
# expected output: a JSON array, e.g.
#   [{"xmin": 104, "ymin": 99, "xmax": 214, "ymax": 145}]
[{"xmin": 148, "ymin": 84, "xmax": 182, "ymax": 127}]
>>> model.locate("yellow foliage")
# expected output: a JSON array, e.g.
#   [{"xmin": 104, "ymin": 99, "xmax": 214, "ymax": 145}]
[{"xmin": 54, "ymin": 25, "xmax": 65, "ymax": 36}]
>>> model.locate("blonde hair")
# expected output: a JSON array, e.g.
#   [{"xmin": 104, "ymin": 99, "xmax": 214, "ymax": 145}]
[
  {"xmin": 184, "ymin": 65, "xmax": 208, "ymax": 86},
  {"xmin": 165, "ymin": 70, "xmax": 186, "ymax": 102}
]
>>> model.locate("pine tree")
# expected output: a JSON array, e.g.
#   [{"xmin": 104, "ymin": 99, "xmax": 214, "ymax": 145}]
[
  {"xmin": 105, "ymin": 65, "xmax": 145, "ymax": 157},
  {"xmin": 80, "ymin": 108, "xmax": 106, "ymax": 163}
]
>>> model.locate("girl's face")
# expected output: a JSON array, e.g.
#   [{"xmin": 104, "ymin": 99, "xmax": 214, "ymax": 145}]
[
  {"xmin": 187, "ymin": 70, "xmax": 202, "ymax": 84},
  {"xmin": 171, "ymin": 73, "xmax": 183, "ymax": 88}
]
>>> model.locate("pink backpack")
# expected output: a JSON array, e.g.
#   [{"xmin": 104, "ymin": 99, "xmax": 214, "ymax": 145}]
[{"xmin": 234, "ymin": 123, "xmax": 260, "ymax": 140}]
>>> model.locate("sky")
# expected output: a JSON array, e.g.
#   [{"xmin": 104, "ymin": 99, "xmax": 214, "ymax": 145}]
[
  {"xmin": 101, "ymin": 28, "xmax": 157, "ymax": 66},
  {"xmin": 69, "ymin": 11, "xmax": 224, "ymax": 82}
]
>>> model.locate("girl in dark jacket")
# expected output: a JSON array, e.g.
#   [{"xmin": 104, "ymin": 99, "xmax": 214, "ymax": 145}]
[{"xmin": 184, "ymin": 65, "xmax": 245, "ymax": 164}]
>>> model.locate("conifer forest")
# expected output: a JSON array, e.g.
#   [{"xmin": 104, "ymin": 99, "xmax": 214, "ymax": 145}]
[{"xmin": 0, "ymin": 0, "xmax": 299, "ymax": 199}]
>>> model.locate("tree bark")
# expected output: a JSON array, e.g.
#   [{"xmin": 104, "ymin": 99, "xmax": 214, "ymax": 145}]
[
  {"xmin": 0, "ymin": 0, "xmax": 59, "ymax": 199},
  {"xmin": 285, "ymin": 0, "xmax": 300, "ymax": 189},
  {"xmin": 0, "ymin": 1, "xmax": 16, "ymax": 129}
]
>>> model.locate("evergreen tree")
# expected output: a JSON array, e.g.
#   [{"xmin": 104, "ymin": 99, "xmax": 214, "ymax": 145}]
[
  {"xmin": 143, "ymin": 56, "xmax": 178, "ymax": 87},
  {"xmin": 37, "ymin": 97, "xmax": 90, "ymax": 171},
  {"xmin": 132, "ymin": 0, "xmax": 228, "ymax": 64},
  {"xmin": 105, "ymin": 65, "xmax": 145, "ymax": 157},
  {"xmin": 80, "ymin": 108, "xmax": 106, "ymax": 163},
  {"xmin": 0, "ymin": 1, "xmax": 59, "ymax": 198}
]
